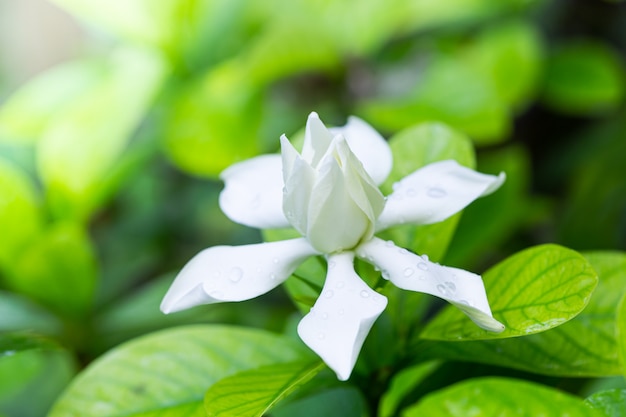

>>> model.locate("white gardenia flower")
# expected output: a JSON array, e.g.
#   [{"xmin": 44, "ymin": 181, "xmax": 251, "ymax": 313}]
[{"xmin": 161, "ymin": 112, "xmax": 506, "ymax": 381}]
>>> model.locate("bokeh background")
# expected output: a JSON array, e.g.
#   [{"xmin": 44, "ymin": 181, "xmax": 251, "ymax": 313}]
[{"xmin": 0, "ymin": 0, "xmax": 625, "ymax": 415}]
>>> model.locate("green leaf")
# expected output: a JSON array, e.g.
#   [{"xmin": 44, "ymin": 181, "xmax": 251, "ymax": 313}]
[
  {"xmin": 402, "ymin": 377, "xmax": 602, "ymax": 417},
  {"xmin": 4, "ymin": 222, "xmax": 97, "ymax": 318},
  {"xmin": 359, "ymin": 56, "xmax": 511, "ymax": 144},
  {"xmin": 585, "ymin": 389, "xmax": 626, "ymax": 416},
  {"xmin": 0, "ymin": 61, "xmax": 102, "ymax": 143},
  {"xmin": 379, "ymin": 122, "xmax": 475, "ymax": 262},
  {"xmin": 37, "ymin": 47, "xmax": 167, "ymax": 220},
  {"xmin": 466, "ymin": 20, "xmax": 544, "ymax": 109},
  {"xmin": 48, "ymin": 325, "xmax": 310, "ymax": 417},
  {"xmin": 0, "ymin": 291, "xmax": 62, "ymax": 335},
  {"xmin": 618, "ymin": 293, "xmax": 626, "ymax": 376},
  {"xmin": 163, "ymin": 61, "xmax": 262, "ymax": 177},
  {"xmin": 542, "ymin": 41, "xmax": 625, "ymax": 115},
  {"xmin": 0, "ymin": 158, "xmax": 42, "ymax": 270},
  {"xmin": 0, "ymin": 347, "xmax": 76, "ymax": 417},
  {"xmin": 272, "ymin": 385, "xmax": 368, "ymax": 417},
  {"xmin": 422, "ymin": 244, "xmax": 598, "ymax": 340},
  {"xmin": 417, "ymin": 251, "xmax": 625, "ymax": 376},
  {"xmin": 0, "ymin": 333, "xmax": 60, "ymax": 356},
  {"xmin": 379, "ymin": 361, "xmax": 442, "ymax": 417},
  {"xmin": 204, "ymin": 360, "xmax": 324, "ymax": 417}
]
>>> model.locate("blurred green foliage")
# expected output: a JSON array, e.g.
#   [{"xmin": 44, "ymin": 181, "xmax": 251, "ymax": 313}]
[{"xmin": 0, "ymin": 0, "xmax": 625, "ymax": 415}]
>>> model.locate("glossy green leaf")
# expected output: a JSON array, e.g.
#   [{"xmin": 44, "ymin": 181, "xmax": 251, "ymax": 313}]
[
  {"xmin": 204, "ymin": 361, "xmax": 324, "ymax": 417},
  {"xmin": 380, "ymin": 122, "xmax": 475, "ymax": 262},
  {"xmin": 48, "ymin": 325, "xmax": 310, "ymax": 417},
  {"xmin": 542, "ymin": 41, "xmax": 625, "ymax": 115},
  {"xmin": 37, "ymin": 47, "xmax": 167, "ymax": 220},
  {"xmin": 422, "ymin": 244, "xmax": 598, "ymax": 340},
  {"xmin": 4, "ymin": 222, "xmax": 97, "ymax": 318},
  {"xmin": 585, "ymin": 389, "xmax": 626, "ymax": 416},
  {"xmin": 403, "ymin": 377, "xmax": 602, "ymax": 417},
  {"xmin": 379, "ymin": 361, "xmax": 441, "ymax": 417},
  {"xmin": 0, "ymin": 158, "xmax": 42, "ymax": 269},
  {"xmin": 0, "ymin": 61, "xmax": 101, "ymax": 143},
  {"xmin": 618, "ymin": 293, "xmax": 626, "ymax": 376},
  {"xmin": 0, "ymin": 347, "xmax": 76, "ymax": 417},
  {"xmin": 163, "ymin": 61, "xmax": 262, "ymax": 177},
  {"xmin": 416, "ymin": 251, "xmax": 626, "ymax": 376}
]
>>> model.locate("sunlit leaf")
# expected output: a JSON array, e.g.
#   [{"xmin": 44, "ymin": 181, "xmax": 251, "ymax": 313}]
[
  {"xmin": 403, "ymin": 377, "xmax": 602, "ymax": 416},
  {"xmin": 0, "ymin": 61, "xmax": 101, "ymax": 143},
  {"xmin": 542, "ymin": 41, "xmax": 625, "ymax": 115},
  {"xmin": 0, "ymin": 158, "xmax": 42, "ymax": 269},
  {"xmin": 204, "ymin": 361, "xmax": 324, "ymax": 417},
  {"xmin": 422, "ymin": 244, "xmax": 598, "ymax": 340},
  {"xmin": 37, "ymin": 47, "xmax": 167, "ymax": 220},
  {"xmin": 416, "ymin": 251, "xmax": 625, "ymax": 376},
  {"xmin": 4, "ymin": 222, "xmax": 97, "ymax": 318},
  {"xmin": 585, "ymin": 389, "xmax": 626, "ymax": 416},
  {"xmin": 48, "ymin": 325, "xmax": 310, "ymax": 417}
]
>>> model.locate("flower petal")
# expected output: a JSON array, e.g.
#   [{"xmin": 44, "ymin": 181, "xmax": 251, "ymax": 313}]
[
  {"xmin": 376, "ymin": 160, "xmax": 505, "ymax": 231},
  {"xmin": 302, "ymin": 112, "xmax": 333, "ymax": 167},
  {"xmin": 357, "ymin": 237, "xmax": 504, "ymax": 332},
  {"xmin": 330, "ymin": 116, "xmax": 392, "ymax": 185},
  {"xmin": 297, "ymin": 252, "xmax": 388, "ymax": 380},
  {"xmin": 219, "ymin": 154, "xmax": 290, "ymax": 229},
  {"xmin": 161, "ymin": 238, "xmax": 318, "ymax": 314}
]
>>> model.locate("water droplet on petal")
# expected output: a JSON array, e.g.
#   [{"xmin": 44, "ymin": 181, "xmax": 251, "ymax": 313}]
[
  {"xmin": 445, "ymin": 282, "xmax": 456, "ymax": 292},
  {"xmin": 392, "ymin": 182, "xmax": 402, "ymax": 191},
  {"xmin": 270, "ymin": 273, "xmax": 277, "ymax": 281},
  {"xmin": 421, "ymin": 254, "xmax": 429, "ymax": 261},
  {"xmin": 406, "ymin": 188, "xmax": 417, "ymax": 197},
  {"xmin": 328, "ymin": 261, "xmax": 336, "ymax": 269},
  {"xmin": 382, "ymin": 270, "xmax": 391, "ymax": 280},
  {"xmin": 436, "ymin": 284, "xmax": 447, "ymax": 295},
  {"xmin": 210, "ymin": 290, "xmax": 224, "ymax": 299},
  {"xmin": 398, "ymin": 248, "xmax": 409, "ymax": 255},
  {"xmin": 458, "ymin": 299, "xmax": 470, "ymax": 306},
  {"xmin": 417, "ymin": 262, "xmax": 429, "ymax": 271},
  {"xmin": 403, "ymin": 267, "xmax": 414, "ymax": 277},
  {"xmin": 427, "ymin": 187, "xmax": 447, "ymax": 198},
  {"xmin": 324, "ymin": 290, "xmax": 334, "ymax": 299},
  {"xmin": 229, "ymin": 267, "xmax": 243, "ymax": 282},
  {"xmin": 385, "ymin": 240, "xmax": 394, "ymax": 248},
  {"xmin": 336, "ymin": 281, "xmax": 345, "ymax": 289},
  {"xmin": 360, "ymin": 290, "xmax": 370, "ymax": 298}
]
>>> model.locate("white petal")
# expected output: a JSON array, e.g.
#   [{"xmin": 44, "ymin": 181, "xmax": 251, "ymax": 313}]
[
  {"xmin": 297, "ymin": 252, "xmax": 388, "ymax": 380},
  {"xmin": 330, "ymin": 116, "xmax": 392, "ymax": 185},
  {"xmin": 219, "ymin": 154, "xmax": 290, "ymax": 229},
  {"xmin": 161, "ymin": 238, "xmax": 318, "ymax": 314},
  {"xmin": 356, "ymin": 238, "xmax": 504, "ymax": 332},
  {"xmin": 302, "ymin": 112, "xmax": 333, "ymax": 167},
  {"xmin": 376, "ymin": 160, "xmax": 505, "ymax": 231}
]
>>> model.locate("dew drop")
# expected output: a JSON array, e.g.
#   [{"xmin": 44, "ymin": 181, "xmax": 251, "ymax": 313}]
[
  {"xmin": 445, "ymin": 282, "xmax": 456, "ymax": 292},
  {"xmin": 427, "ymin": 187, "xmax": 447, "ymax": 198},
  {"xmin": 382, "ymin": 270, "xmax": 391, "ymax": 280},
  {"xmin": 229, "ymin": 267, "xmax": 243, "ymax": 282},
  {"xmin": 421, "ymin": 254, "xmax": 429, "ymax": 261},
  {"xmin": 328, "ymin": 261, "xmax": 336, "ymax": 269},
  {"xmin": 436, "ymin": 284, "xmax": 447, "ymax": 295},
  {"xmin": 392, "ymin": 182, "xmax": 402, "ymax": 191},
  {"xmin": 406, "ymin": 188, "xmax": 417, "ymax": 197},
  {"xmin": 336, "ymin": 281, "xmax": 345, "ymax": 289},
  {"xmin": 360, "ymin": 290, "xmax": 370, "ymax": 298},
  {"xmin": 324, "ymin": 290, "xmax": 334, "ymax": 299},
  {"xmin": 398, "ymin": 248, "xmax": 409, "ymax": 255},
  {"xmin": 385, "ymin": 240, "xmax": 394, "ymax": 248},
  {"xmin": 269, "ymin": 273, "xmax": 277, "ymax": 281},
  {"xmin": 458, "ymin": 299, "xmax": 470, "ymax": 306},
  {"xmin": 403, "ymin": 267, "xmax": 414, "ymax": 277},
  {"xmin": 417, "ymin": 262, "xmax": 429, "ymax": 271}
]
